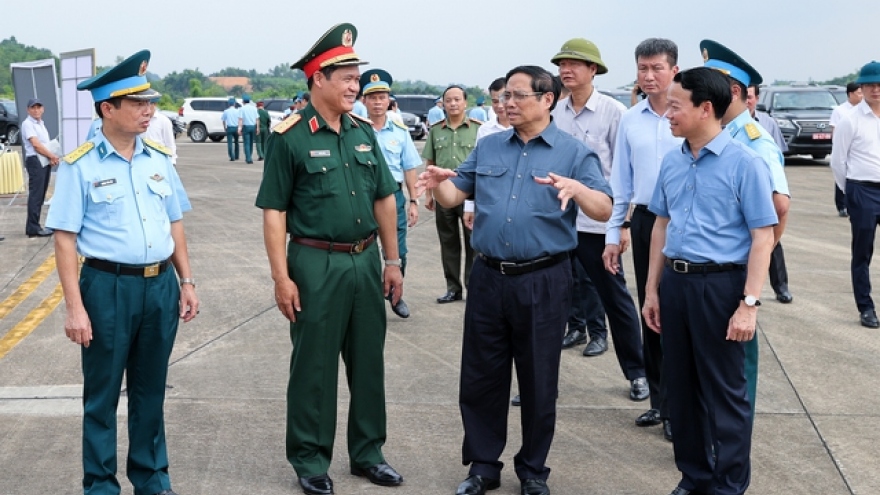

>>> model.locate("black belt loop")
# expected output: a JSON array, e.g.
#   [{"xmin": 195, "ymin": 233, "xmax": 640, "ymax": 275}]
[
  {"xmin": 665, "ymin": 258, "xmax": 745, "ymax": 274},
  {"xmin": 479, "ymin": 252, "xmax": 568, "ymax": 276}
]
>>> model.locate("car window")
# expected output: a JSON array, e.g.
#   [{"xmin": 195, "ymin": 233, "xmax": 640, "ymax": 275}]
[{"xmin": 772, "ymin": 91, "xmax": 838, "ymax": 111}]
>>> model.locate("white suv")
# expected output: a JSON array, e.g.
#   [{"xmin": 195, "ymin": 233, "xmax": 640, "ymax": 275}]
[{"xmin": 178, "ymin": 97, "xmax": 284, "ymax": 143}]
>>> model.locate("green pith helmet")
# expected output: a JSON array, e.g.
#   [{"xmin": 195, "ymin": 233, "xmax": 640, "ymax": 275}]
[{"xmin": 551, "ymin": 38, "xmax": 608, "ymax": 74}]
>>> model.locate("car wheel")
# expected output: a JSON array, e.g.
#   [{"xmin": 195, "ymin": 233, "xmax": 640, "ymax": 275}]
[
  {"xmin": 811, "ymin": 152, "xmax": 828, "ymax": 160},
  {"xmin": 209, "ymin": 135, "xmax": 224, "ymax": 142},
  {"xmin": 6, "ymin": 125, "xmax": 20, "ymax": 145},
  {"xmin": 189, "ymin": 123, "xmax": 207, "ymax": 143}
]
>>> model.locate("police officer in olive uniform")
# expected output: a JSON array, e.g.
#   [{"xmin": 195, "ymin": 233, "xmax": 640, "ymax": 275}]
[
  {"xmin": 46, "ymin": 50, "xmax": 199, "ymax": 495},
  {"xmin": 255, "ymin": 23, "xmax": 405, "ymax": 495},
  {"xmin": 256, "ymin": 100, "xmax": 271, "ymax": 160},
  {"xmin": 423, "ymin": 86, "xmax": 481, "ymax": 303},
  {"xmin": 359, "ymin": 68, "xmax": 422, "ymax": 319},
  {"xmin": 702, "ymin": 40, "xmax": 791, "ymax": 418}
]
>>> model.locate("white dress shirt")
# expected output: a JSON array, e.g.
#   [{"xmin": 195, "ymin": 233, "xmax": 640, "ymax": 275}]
[
  {"xmin": 830, "ymin": 100, "xmax": 856, "ymax": 128},
  {"xmin": 143, "ymin": 112, "xmax": 178, "ymax": 164},
  {"xmin": 831, "ymin": 100, "xmax": 880, "ymax": 190}
]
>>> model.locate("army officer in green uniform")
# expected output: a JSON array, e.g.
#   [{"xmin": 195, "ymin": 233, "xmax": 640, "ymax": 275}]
[{"xmin": 255, "ymin": 23, "xmax": 405, "ymax": 495}]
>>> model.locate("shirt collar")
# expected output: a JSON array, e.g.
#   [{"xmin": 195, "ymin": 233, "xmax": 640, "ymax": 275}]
[
  {"xmin": 95, "ymin": 133, "xmax": 148, "ymax": 161},
  {"xmin": 27, "ymin": 115, "xmax": 42, "ymax": 125},
  {"xmin": 506, "ymin": 119, "xmax": 560, "ymax": 147},
  {"xmin": 681, "ymin": 128, "xmax": 731, "ymax": 158}
]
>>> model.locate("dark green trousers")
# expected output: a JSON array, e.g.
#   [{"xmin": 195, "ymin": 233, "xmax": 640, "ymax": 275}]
[
  {"xmin": 435, "ymin": 203, "xmax": 473, "ymax": 293},
  {"xmin": 257, "ymin": 127, "xmax": 269, "ymax": 159},
  {"xmin": 285, "ymin": 242, "xmax": 387, "ymax": 477},
  {"xmin": 80, "ymin": 264, "xmax": 179, "ymax": 495}
]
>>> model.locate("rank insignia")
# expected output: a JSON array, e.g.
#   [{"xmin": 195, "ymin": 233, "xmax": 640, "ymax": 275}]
[
  {"xmin": 309, "ymin": 116, "xmax": 319, "ymax": 134},
  {"xmin": 272, "ymin": 113, "xmax": 301, "ymax": 134},
  {"xmin": 355, "ymin": 144, "xmax": 372, "ymax": 152},
  {"xmin": 63, "ymin": 141, "xmax": 95, "ymax": 165},
  {"xmin": 744, "ymin": 122, "xmax": 761, "ymax": 140}
]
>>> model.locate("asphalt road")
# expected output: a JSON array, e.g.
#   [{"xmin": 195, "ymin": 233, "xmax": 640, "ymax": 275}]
[{"xmin": 0, "ymin": 139, "xmax": 877, "ymax": 495}]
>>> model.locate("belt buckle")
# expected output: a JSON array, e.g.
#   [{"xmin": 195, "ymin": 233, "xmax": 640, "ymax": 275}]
[
  {"xmin": 499, "ymin": 261, "xmax": 515, "ymax": 275},
  {"xmin": 350, "ymin": 240, "xmax": 365, "ymax": 254},
  {"xmin": 143, "ymin": 263, "xmax": 160, "ymax": 278},
  {"xmin": 672, "ymin": 260, "xmax": 689, "ymax": 274}
]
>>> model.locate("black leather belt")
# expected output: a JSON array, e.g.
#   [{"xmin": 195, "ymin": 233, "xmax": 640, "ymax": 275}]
[
  {"xmin": 84, "ymin": 258, "xmax": 171, "ymax": 277},
  {"xmin": 292, "ymin": 232, "xmax": 376, "ymax": 254},
  {"xmin": 848, "ymin": 179, "xmax": 880, "ymax": 189},
  {"xmin": 479, "ymin": 252, "xmax": 568, "ymax": 276},
  {"xmin": 665, "ymin": 258, "xmax": 745, "ymax": 274}
]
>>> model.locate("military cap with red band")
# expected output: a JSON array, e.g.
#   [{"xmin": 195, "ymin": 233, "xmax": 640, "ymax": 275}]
[{"xmin": 292, "ymin": 22, "xmax": 368, "ymax": 79}]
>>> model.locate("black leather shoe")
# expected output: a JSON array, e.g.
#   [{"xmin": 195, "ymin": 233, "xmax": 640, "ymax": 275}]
[
  {"xmin": 27, "ymin": 227, "xmax": 53, "ymax": 238},
  {"xmin": 520, "ymin": 479, "xmax": 549, "ymax": 495},
  {"xmin": 351, "ymin": 462, "xmax": 403, "ymax": 486},
  {"xmin": 154, "ymin": 491, "xmax": 178, "ymax": 495},
  {"xmin": 456, "ymin": 475, "xmax": 500, "ymax": 495},
  {"xmin": 437, "ymin": 291, "xmax": 463, "ymax": 304},
  {"xmin": 561, "ymin": 329, "xmax": 587, "ymax": 349},
  {"xmin": 630, "ymin": 377, "xmax": 649, "ymax": 401},
  {"xmin": 775, "ymin": 288, "xmax": 793, "ymax": 304},
  {"xmin": 838, "ymin": 208, "xmax": 848, "ymax": 217},
  {"xmin": 635, "ymin": 408, "xmax": 661, "ymax": 427},
  {"xmin": 511, "ymin": 394, "xmax": 521, "ymax": 406},
  {"xmin": 299, "ymin": 474, "xmax": 334, "ymax": 495},
  {"xmin": 390, "ymin": 298, "xmax": 410, "ymax": 318},
  {"xmin": 861, "ymin": 310, "xmax": 880, "ymax": 328},
  {"xmin": 668, "ymin": 487, "xmax": 692, "ymax": 495},
  {"xmin": 582, "ymin": 336, "xmax": 607, "ymax": 356},
  {"xmin": 663, "ymin": 419, "xmax": 673, "ymax": 442}
]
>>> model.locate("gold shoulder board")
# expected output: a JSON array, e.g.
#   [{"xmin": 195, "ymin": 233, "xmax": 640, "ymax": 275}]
[
  {"xmin": 392, "ymin": 119, "xmax": 409, "ymax": 131},
  {"xmin": 273, "ymin": 113, "xmax": 302, "ymax": 134},
  {"xmin": 63, "ymin": 142, "xmax": 95, "ymax": 165},
  {"xmin": 431, "ymin": 119, "xmax": 446, "ymax": 127},
  {"xmin": 348, "ymin": 112, "xmax": 373, "ymax": 125},
  {"xmin": 143, "ymin": 138, "xmax": 171, "ymax": 156},
  {"xmin": 744, "ymin": 122, "xmax": 761, "ymax": 140},
  {"xmin": 468, "ymin": 117, "xmax": 484, "ymax": 125}
]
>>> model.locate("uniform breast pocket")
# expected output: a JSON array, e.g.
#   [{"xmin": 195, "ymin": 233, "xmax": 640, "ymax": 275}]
[
  {"xmin": 525, "ymin": 169, "xmax": 560, "ymax": 213},
  {"xmin": 303, "ymin": 159, "xmax": 341, "ymax": 198},
  {"xmin": 695, "ymin": 185, "xmax": 739, "ymax": 224},
  {"xmin": 146, "ymin": 180, "xmax": 173, "ymax": 217},
  {"xmin": 474, "ymin": 166, "xmax": 509, "ymax": 206},
  {"xmin": 353, "ymin": 152, "xmax": 378, "ymax": 194},
  {"xmin": 88, "ymin": 185, "xmax": 127, "ymax": 223}
]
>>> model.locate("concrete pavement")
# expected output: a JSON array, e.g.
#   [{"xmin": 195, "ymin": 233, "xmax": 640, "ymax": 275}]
[{"xmin": 0, "ymin": 140, "xmax": 877, "ymax": 495}]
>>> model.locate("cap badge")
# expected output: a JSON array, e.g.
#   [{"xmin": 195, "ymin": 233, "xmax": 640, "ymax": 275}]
[
  {"xmin": 370, "ymin": 74, "xmax": 380, "ymax": 82},
  {"xmin": 139, "ymin": 60, "xmax": 148, "ymax": 76},
  {"xmin": 702, "ymin": 48, "xmax": 709, "ymax": 63},
  {"xmin": 342, "ymin": 29, "xmax": 353, "ymax": 47}
]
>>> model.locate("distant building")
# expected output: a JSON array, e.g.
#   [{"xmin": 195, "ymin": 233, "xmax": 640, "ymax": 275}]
[{"xmin": 209, "ymin": 76, "xmax": 252, "ymax": 93}]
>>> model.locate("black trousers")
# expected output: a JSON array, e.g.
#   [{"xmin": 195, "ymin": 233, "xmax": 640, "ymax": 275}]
[
  {"xmin": 573, "ymin": 232, "xmax": 645, "ymax": 380},
  {"xmin": 631, "ymin": 206, "xmax": 667, "ymax": 414},
  {"xmin": 660, "ymin": 267, "xmax": 752, "ymax": 495},
  {"xmin": 25, "ymin": 155, "xmax": 51, "ymax": 235},
  {"xmin": 566, "ymin": 257, "xmax": 607, "ymax": 338},
  {"xmin": 846, "ymin": 180, "xmax": 880, "ymax": 312},
  {"xmin": 460, "ymin": 256, "xmax": 571, "ymax": 481},
  {"xmin": 768, "ymin": 242, "xmax": 789, "ymax": 294}
]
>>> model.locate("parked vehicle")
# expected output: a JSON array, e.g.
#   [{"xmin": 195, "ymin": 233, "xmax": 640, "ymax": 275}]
[
  {"xmin": 160, "ymin": 110, "xmax": 186, "ymax": 139},
  {"xmin": 0, "ymin": 99, "xmax": 21, "ymax": 145},
  {"xmin": 394, "ymin": 95, "xmax": 438, "ymax": 124},
  {"xmin": 179, "ymin": 97, "xmax": 231, "ymax": 143},
  {"xmin": 400, "ymin": 111, "xmax": 426, "ymax": 140},
  {"xmin": 756, "ymin": 86, "xmax": 838, "ymax": 159}
]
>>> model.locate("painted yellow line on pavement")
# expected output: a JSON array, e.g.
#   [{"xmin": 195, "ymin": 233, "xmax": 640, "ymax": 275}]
[
  {"xmin": 0, "ymin": 254, "xmax": 57, "ymax": 320},
  {"xmin": 0, "ymin": 283, "xmax": 64, "ymax": 359}
]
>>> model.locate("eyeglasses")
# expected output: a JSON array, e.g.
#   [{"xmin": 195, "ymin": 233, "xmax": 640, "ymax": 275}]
[{"xmin": 499, "ymin": 91, "xmax": 545, "ymax": 103}]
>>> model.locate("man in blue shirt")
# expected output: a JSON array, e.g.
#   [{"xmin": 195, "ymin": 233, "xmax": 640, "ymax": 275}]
[
  {"xmin": 239, "ymin": 94, "xmax": 259, "ymax": 164},
  {"xmin": 221, "ymin": 98, "xmax": 241, "ymax": 161},
  {"xmin": 360, "ymin": 69, "xmax": 422, "ymax": 318},
  {"xmin": 427, "ymin": 98, "xmax": 445, "ymax": 125},
  {"xmin": 467, "ymin": 97, "xmax": 488, "ymax": 121},
  {"xmin": 46, "ymin": 49, "xmax": 199, "ymax": 495},
  {"xmin": 418, "ymin": 65, "xmax": 612, "ymax": 495},
  {"xmin": 643, "ymin": 67, "xmax": 776, "ymax": 495}
]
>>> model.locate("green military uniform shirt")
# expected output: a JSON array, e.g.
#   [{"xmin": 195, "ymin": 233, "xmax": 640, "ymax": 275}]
[
  {"xmin": 255, "ymin": 104, "xmax": 398, "ymax": 241},
  {"xmin": 422, "ymin": 118, "xmax": 481, "ymax": 170},
  {"xmin": 258, "ymin": 107, "xmax": 271, "ymax": 133}
]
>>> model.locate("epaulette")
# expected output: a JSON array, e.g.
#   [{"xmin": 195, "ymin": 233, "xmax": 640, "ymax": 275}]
[
  {"xmin": 273, "ymin": 113, "xmax": 302, "ymax": 134},
  {"xmin": 431, "ymin": 119, "xmax": 446, "ymax": 127},
  {"xmin": 348, "ymin": 112, "xmax": 372, "ymax": 126},
  {"xmin": 63, "ymin": 142, "xmax": 94, "ymax": 165},
  {"xmin": 392, "ymin": 119, "xmax": 409, "ymax": 132},
  {"xmin": 468, "ymin": 117, "xmax": 484, "ymax": 125},
  {"xmin": 744, "ymin": 122, "xmax": 761, "ymax": 141},
  {"xmin": 143, "ymin": 138, "xmax": 171, "ymax": 156}
]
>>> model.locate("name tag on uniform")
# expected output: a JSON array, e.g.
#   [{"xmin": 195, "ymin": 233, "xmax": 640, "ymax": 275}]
[
  {"xmin": 309, "ymin": 150, "xmax": 331, "ymax": 157},
  {"xmin": 93, "ymin": 178, "xmax": 117, "ymax": 188}
]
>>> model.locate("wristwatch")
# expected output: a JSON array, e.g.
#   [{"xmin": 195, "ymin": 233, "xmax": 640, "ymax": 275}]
[
  {"xmin": 180, "ymin": 278, "xmax": 197, "ymax": 288},
  {"xmin": 742, "ymin": 294, "xmax": 761, "ymax": 307},
  {"xmin": 384, "ymin": 259, "xmax": 402, "ymax": 267},
  {"xmin": 409, "ymin": 198, "xmax": 419, "ymax": 206},
  {"xmin": 621, "ymin": 221, "xmax": 631, "ymax": 229}
]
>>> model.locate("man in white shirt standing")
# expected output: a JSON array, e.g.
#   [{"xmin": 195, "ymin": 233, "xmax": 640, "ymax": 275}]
[
  {"xmin": 830, "ymin": 62, "xmax": 880, "ymax": 328},
  {"xmin": 830, "ymin": 82, "xmax": 863, "ymax": 217},
  {"xmin": 144, "ymin": 100, "xmax": 178, "ymax": 165},
  {"xmin": 22, "ymin": 98, "xmax": 59, "ymax": 238}
]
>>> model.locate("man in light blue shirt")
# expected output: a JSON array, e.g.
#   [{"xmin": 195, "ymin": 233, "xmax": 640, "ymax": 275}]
[
  {"xmin": 360, "ymin": 69, "xmax": 423, "ymax": 318},
  {"xmin": 239, "ymin": 94, "xmax": 259, "ymax": 164},
  {"xmin": 426, "ymin": 98, "xmax": 445, "ymax": 125},
  {"xmin": 221, "ymin": 98, "xmax": 241, "ymax": 161},
  {"xmin": 467, "ymin": 97, "xmax": 488, "ymax": 121},
  {"xmin": 643, "ymin": 67, "xmax": 776, "ymax": 495}
]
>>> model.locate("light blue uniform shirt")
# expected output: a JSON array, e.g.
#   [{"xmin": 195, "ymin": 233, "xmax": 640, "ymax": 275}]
[
  {"xmin": 427, "ymin": 105, "xmax": 445, "ymax": 126},
  {"xmin": 649, "ymin": 130, "xmax": 777, "ymax": 264},
  {"xmin": 240, "ymin": 103, "xmax": 259, "ymax": 126},
  {"xmin": 450, "ymin": 121, "xmax": 612, "ymax": 261},
  {"xmin": 727, "ymin": 109, "xmax": 789, "ymax": 196},
  {"xmin": 86, "ymin": 118, "xmax": 102, "ymax": 141},
  {"xmin": 467, "ymin": 107, "xmax": 488, "ymax": 122},
  {"xmin": 606, "ymin": 98, "xmax": 683, "ymax": 244},
  {"xmin": 372, "ymin": 118, "xmax": 421, "ymax": 183},
  {"xmin": 46, "ymin": 134, "xmax": 185, "ymax": 264},
  {"xmin": 221, "ymin": 106, "xmax": 241, "ymax": 127},
  {"xmin": 353, "ymin": 100, "xmax": 368, "ymax": 118}
]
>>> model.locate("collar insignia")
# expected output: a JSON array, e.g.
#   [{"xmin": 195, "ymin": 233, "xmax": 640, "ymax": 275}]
[{"xmin": 308, "ymin": 116, "xmax": 319, "ymax": 134}]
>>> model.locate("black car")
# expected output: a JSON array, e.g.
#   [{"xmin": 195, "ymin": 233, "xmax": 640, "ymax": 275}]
[
  {"xmin": 262, "ymin": 98, "xmax": 294, "ymax": 113},
  {"xmin": 399, "ymin": 111, "xmax": 426, "ymax": 140},
  {"xmin": 394, "ymin": 95, "xmax": 437, "ymax": 124},
  {"xmin": 756, "ymin": 86, "xmax": 838, "ymax": 159},
  {"xmin": 0, "ymin": 99, "xmax": 21, "ymax": 145}
]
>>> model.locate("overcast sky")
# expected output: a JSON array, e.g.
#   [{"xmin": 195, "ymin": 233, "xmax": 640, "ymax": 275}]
[{"xmin": 10, "ymin": 0, "xmax": 876, "ymax": 91}]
